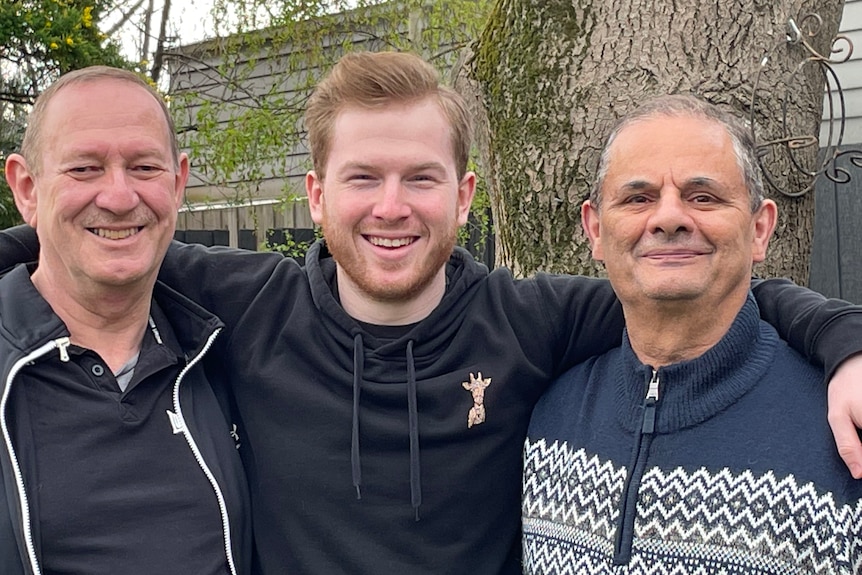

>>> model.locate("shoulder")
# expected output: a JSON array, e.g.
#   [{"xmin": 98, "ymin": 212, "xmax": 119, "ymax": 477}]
[
  {"xmin": 0, "ymin": 225, "xmax": 39, "ymax": 276},
  {"xmin": 760, "ymin": 320, "xmax": 824, "ymax": 383},
  {"xmin": 533, "ymin": 353, "xmax": 613, "ymax": 415}
]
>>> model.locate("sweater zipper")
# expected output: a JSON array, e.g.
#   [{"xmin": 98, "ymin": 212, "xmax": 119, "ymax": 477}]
[
  {"xmin": 613, "ymin": 369, "xmax": 659, "ymax": 565},
  {"xmin": 642, "ymin": 369, "xmax": 660, "ymax": 434},
  {"xmin": 1, "ymin": 336, "xmax": 71, "ymax": 575},
  {"xmin": 166, "ymin": 327, "xmax": 239, "ymax": 575}
]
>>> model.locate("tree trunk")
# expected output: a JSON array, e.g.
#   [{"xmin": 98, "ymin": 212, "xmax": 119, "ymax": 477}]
[
  {"xmin": 468, "ymin": 0, "xmax": 844, "ymax": 283},
  {"xmin": 150, "ymin": 0, "xmax": 173, "ymax": 84}
]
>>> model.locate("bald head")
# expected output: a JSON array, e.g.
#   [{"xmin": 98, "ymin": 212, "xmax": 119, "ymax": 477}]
[{"xmin": 20, "ymin": 66, "xmax": 180, "ymax": 175}]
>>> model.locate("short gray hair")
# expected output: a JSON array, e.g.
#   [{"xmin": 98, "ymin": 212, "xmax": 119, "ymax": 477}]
[{"xmin": 590, "ymin": 94, "xmax": 764, "ymax": 212}]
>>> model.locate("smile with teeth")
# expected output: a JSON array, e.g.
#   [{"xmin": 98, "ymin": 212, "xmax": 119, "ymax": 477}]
[
  {"xmin": 89, "ymin": 227, "xmax": 142, "ymax": 240},
  {"xmin": 368, "ymin": 236, "xmax": 415, "ymax": 248}
]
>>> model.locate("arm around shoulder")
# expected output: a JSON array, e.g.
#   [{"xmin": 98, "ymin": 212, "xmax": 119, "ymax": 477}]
[
  {"xmin": 0, "ymin": 224, "xmax": 39, "ymax": 274},
  {"xmin": 159, "ymin": 240, "xmax": 296, "ymax": 317},
  {"xmin": 751, "ymin": 277, "xmax": 862, "ymax": 377},
  {"xmin": 753, "ymin": 277, "xmax": 862, "ymax": 479},
  {"xmin": 538, "ymin": 273, "xmax": 625, "ymax": 372}
]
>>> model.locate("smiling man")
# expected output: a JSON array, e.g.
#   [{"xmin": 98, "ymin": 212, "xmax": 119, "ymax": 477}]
[
  {"xmin": 305, "ymin": 95, "xmax": 474, "ymax": 323},
  {"xmin": 522, "ymin": 95, "xmax": 862, "ymax": 573},
  {"xmin": 0, "ymin": 67, "xmax": 249, "ymax": 575}
]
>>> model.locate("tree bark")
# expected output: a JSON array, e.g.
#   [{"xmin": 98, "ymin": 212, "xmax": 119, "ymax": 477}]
[
  {"xmin": 150, "ymin": 0, "xmax": 173, "ymax": 83},
  {"xmin": 469, "ymin": 0, "xmax": 844, "ymax": 283}
]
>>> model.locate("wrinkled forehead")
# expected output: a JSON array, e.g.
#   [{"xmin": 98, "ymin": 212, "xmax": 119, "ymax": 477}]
[
  {"xmin": 605, "ymin": 116, "xmax": 739, "ymax": 183},
  {"xmin": 41, "ymin": 80, "xmax": 173, "ymax": 154},
  {"xmin": 44, "ymin": 79, "xmax": 164, "ymax": 124}
]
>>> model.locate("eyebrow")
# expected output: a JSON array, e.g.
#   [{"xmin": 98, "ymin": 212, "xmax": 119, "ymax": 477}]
[
  {"xmin": 619, "ymin": 179, "xmax": 652, "ymax": 191},
  {"xmin": 337, "ymin": 161, "xmax": 449, "ymax": 174},
  {"xmin": 685, "ymin": 176, "xmax": 719, "ymax": 188},
  {"xmin": 409, "ymin": 162, "xmax": 448, "ymax": 172},
  {"xmin": 619, "ymin": 176, "xmax": 720, "ymax": 191},
  {"xmin": 61, "ymin": 147, "xmax": 169, "ymax": 164}
]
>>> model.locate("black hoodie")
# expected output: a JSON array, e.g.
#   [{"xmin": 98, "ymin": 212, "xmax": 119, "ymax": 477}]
[{"xmin": 169, "ymin": 240, "xmax": 626, "ymax": 574}]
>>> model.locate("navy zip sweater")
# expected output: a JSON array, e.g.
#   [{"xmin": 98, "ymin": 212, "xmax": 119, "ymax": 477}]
[{"xmin": 524, "ymin": 295, "xmax": 862, "ymax": 574}]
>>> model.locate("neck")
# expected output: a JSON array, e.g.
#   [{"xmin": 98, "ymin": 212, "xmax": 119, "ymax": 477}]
[
  {"xmin": 336, "ymin": 267, "xmax": 445, "ymax": 326},
  {"xmin": 623, "ymin": 293, "xmax": 747, "ymax": 368},
  {"xmin": 30, "ymin": 267, "xmax": 153, "ymax": 372}
]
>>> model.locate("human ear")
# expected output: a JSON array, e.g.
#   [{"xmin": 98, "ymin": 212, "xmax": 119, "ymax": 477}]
[
  {"xmin": 751, "ymin": 199, "xmax": 777, "ymax": 263},
  {"xmin": 5, "ymin": 154, "xmax": 38, "ymax": 226},
  {"xmin": 306, "ymin": 171, "xmax": 325, "ymax": 225},
  {"xmin": 173, "ymin": 153, "xmax": 190, "ymax": 208},
  {"xmin": 581, "ymin": 200, "xmax": 604, "ymax": 261},
  {"xmin": 456, "ymin": 172, "xmax": 477, "ymax": 226}
]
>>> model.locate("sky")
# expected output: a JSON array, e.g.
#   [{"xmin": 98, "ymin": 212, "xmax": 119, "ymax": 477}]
[
  {"xmin": 108, "ymin": 0, "xmax": 243, "ymax": 65},
  {"xmin": 110, "ymin": 0, "xmax": 355, "ymax": 62}
]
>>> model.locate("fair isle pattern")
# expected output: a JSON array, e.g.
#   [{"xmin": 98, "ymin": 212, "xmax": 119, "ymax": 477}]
[{"xmin": 522, "ymin": 438, "xmax": 862, "ymax": 574}]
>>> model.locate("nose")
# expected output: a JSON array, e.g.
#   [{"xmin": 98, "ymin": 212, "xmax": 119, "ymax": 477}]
[
  {"xmin": 647, "ymin": 188, "xmax": 693, "ymax": 237},
  {"xmin": 94, "ymin": 167, "xmax": 141, "ymax": 214},
  {"xmin": 370, "ymin": 177, "xmax": 411, "ymax": 221}
]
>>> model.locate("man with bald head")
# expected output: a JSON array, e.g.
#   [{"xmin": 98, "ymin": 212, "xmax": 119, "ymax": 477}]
[
  {"xmin": 0, "ymin": 67, "xmax": 249, "ymax": 575},
  {"xmin": 523, "ymin": 95, "xmax": 862, "ymax": 573}
]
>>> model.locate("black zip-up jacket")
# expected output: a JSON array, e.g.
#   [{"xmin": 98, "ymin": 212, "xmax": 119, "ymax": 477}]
[
  {"xmin": 1, "ymin": 226, "xmax": 861, "ymax": 574},
  {"xmin": 0, "ymin": 264, "xmax": 252, "ymax": 575}
]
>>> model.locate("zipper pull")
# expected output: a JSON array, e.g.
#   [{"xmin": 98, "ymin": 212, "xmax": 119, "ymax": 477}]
[
  {"xmin": 641, "ymin": 369, "xmax": 660, "ymax": 434},
  {"xmin": 166, "ymin": 410, "xmax": 185, "ymax": 434},
  {"xmin": 55, "ymin": 337, "xmax": 71, "ymax": 362}
]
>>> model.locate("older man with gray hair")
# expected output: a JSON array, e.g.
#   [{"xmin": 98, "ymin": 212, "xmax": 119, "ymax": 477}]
[{"xmin": 523, "ymin": 94, "xmax": 862, "ymax": 574}]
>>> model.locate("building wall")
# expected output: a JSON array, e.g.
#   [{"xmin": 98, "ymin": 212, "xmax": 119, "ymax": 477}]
[
  {"xmin": 169, "ymin": 41, "xmax": 323, "ymax": 210},
  {"xmin": 811, "ymin": 0, "xmax": 862, "ymax": 302},
  {"xmin": 167, "ymin": 37, "xmax": 332, "ymax": 237},
  {"xmin": 820, "ymin": 0, "xmax": 862, "ymax": 145}
]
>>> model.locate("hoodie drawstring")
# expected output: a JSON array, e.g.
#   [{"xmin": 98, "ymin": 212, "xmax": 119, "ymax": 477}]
[
  {"xmin": 351, "ymin": 333, "xmax": 364, "ymax": 500},
  {"xmin": 406, "ymin": 340, "xmax": 421, "ymax": 521},
  {"xmin": 349, "ymin": 334, "xmax": 423, "ymax": 520}
]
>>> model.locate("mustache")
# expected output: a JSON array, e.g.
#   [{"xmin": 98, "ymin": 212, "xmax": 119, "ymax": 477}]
[{"xmin": 80, "ymin": 208, "xmax": 156, "ymax": 228}]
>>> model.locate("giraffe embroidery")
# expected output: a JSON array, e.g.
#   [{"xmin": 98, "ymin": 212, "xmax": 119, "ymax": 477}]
[{"xmin": 462, "ymin": 372, "xmax": 492, "ymax": 428}]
